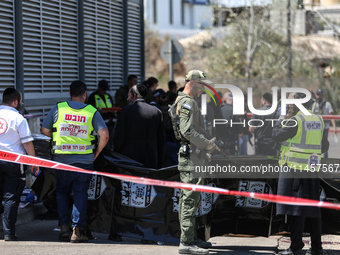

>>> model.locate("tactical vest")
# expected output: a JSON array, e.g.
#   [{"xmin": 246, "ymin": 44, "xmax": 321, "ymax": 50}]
[
  {"xmin": 168, "ymin": 96, "xmax": 187, "ymax": 141},
  {"xmin": 94, "ymin": 94, "xmax": 112, "ymax": 108},
  {"xmin": 52, "ymin": 102, "xmax": 97, "ymax": 155},
  {"xmin": 312, "ymin": 100, "xmax": 330, "ymax": 125},
  {"xmin": 279, "ymin": 111, "xmax": 323, "ymax": 171}
]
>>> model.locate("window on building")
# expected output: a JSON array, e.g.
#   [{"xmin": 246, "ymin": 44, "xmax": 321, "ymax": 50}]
[
  {"xmin": 170, "ymin": 0, "xmax": 173, "ymax": 24},
  {"xmin": 153, "ymin": 0, "xmax": 157, "ymax": 24}
]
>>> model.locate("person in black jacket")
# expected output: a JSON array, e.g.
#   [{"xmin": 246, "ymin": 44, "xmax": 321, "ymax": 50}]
[
  {"xmin": 113, "ymin": 84, "xmax": 166, "ymax": 169},
  {"xmin": 249, "ymin": 93, "xmax": 280, "ymax": 156},
  {"xmin": 272, "ymin": 92, "xmax": 329, "ymax": 255}
]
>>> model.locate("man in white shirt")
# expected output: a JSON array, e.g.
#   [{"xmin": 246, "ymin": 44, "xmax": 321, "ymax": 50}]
[
  {"xmin": 0, "ymin": 88, "xmax": 39, "ymax": 241},
  {"xmin": 311, "ymin": 89, "xmax": 337, "ymax": 158}
]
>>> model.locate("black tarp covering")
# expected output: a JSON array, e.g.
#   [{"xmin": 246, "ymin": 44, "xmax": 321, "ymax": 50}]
[{"xmin": 31, "ymin": 137, "xmax": 340, "ymax": 243}]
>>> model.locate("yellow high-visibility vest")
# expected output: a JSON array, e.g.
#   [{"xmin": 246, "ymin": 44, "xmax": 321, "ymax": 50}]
[
  {"xmin": 52, "ymin": 102, "xmax": 97, "ymax": 155},
  {"xmin": 279, "ymin": 111, "xmax": 324, "ymax": 171}
]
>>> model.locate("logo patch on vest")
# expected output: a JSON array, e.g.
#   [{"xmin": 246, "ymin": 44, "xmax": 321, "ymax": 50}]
[
  {"xmin": 61, "ymin": 144, "xmax": 86, "ymax": 152},
  {"xmin": 305, "ymin": 121, "xmax": 322, "ymax": 131},
  {"xmin": 59, "ymin": 123, "xmax": 89, "ymax": 138},
  {"xmin": 308, "ymin": 153, "xmax": 320, "ymax": 171},
  {"xmin": 64, "ymin": 114, "xmax": 87, "ymax": 123}
]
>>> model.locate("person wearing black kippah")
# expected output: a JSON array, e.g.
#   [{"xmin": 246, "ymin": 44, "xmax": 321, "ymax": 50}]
[
  {"xmin": 249, "ymin": 92, "xmax": 280, "ymax": 156},
  {"xmin": 111, "ymin": 84, "xmax": 166, "ymax": 243},
  {"xmin": 114, "ymin": 84, "xmax": 165, "ymax": 168}
]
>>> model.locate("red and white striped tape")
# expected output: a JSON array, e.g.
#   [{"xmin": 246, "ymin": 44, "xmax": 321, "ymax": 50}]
[{"xmin": 1, "ymin": 149, "xmax": 339, "ymax": 210}]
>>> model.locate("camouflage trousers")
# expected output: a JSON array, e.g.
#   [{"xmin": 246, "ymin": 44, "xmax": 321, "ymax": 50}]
[{"xmin": 178, "ymin": 170, "xmax": 203, "ymax": 243}]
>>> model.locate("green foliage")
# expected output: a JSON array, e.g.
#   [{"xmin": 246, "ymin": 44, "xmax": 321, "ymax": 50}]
[{"xmin": 206, "ymin": 18, "xmax": 317, "ymax": 80}]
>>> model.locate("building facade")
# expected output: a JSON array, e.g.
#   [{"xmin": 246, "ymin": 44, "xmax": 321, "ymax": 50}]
[
  {"xmin": 144, "ymin": 0, "xmax": 213, "ymax": 30},
  {"xmin": 0, "ymin": 0, "xmax": 145, "ymax": 115}
]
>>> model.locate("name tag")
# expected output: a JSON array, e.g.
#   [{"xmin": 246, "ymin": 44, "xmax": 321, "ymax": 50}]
[{"xmin": 61, "ymin": 144, "xmax": 86, "ymax": 152}]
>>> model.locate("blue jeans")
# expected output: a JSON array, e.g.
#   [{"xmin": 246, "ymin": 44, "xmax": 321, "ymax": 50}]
[
  {"xmin": 55, "ymin": 163, "xmax": 93, "ymax": 229},
  {"xmin": 239, "ymin": 134, "xmax": 249, "ymax": 155}
]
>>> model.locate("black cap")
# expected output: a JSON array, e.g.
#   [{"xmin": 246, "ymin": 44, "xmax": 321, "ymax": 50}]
[
  {"xmin": 98, "ymin": 79, "xmax": 109, "ymax": 91},
  {"xmin": 153, "ymin": 89, "xmax": 167, "ymax": 97},
  {"xmin": 316, "ymin": 89, "xmax": 324, "ymax": 95}
]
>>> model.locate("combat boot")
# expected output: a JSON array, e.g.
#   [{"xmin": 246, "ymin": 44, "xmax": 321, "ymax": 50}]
[
  {"xmin": 178, "ymin": 242, "xmax": 209, "ymax": 255},
  {"xmin": 194, "ymin": 237, "xmax": 212, "ymax": 249},
  {"xmin": 59, "ymin": 225, "xmax": 70, "ymax": 241},
  {"xmin": 70, "ymin": 227, "xmax": 88, "ymax": 243}
]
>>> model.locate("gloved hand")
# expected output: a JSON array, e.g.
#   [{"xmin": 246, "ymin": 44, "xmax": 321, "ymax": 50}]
[
  {"xmin": 205, "ymin": 137, "xmax": 219, "ymax": 154},
  {"xmin": 25, "ymin": 193, "xmax": 34, "ymax": 204}
]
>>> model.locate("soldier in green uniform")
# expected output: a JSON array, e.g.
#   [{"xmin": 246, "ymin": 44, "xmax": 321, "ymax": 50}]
[{"xmin": 169, "ymin": 70, "xmax": 219, "ymax": 255}]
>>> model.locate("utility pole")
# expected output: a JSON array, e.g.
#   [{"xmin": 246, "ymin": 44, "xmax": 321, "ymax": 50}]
[{"xmin": 287, "ymin": 0, "xmax": 292, "ymax": 87}]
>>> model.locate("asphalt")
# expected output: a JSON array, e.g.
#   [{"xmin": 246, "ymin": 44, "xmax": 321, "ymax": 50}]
[{"xmin": 0, "ymin": 203, "xmax": 339, "ymax": 255}]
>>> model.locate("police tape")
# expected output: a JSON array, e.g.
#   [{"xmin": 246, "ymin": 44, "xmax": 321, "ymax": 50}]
[{"xmin": 1, "ymin": 149, "xmax": 340, "ymax": 210}]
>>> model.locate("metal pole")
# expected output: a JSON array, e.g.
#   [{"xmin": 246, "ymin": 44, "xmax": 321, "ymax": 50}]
[
  {"xmin": 169, "ymin": 40, "xmax": 174, "ymax": 81},
  {"xmin": 14, "ymin": 0, "xmax": 24, "ymax": 100},
  {"xmin": 78, "ymin": 0, "xmax": 85, "ymax": 82},
  {"xmin": 287, "ymin": 0, "xmax": 292, "ymax": 87}
]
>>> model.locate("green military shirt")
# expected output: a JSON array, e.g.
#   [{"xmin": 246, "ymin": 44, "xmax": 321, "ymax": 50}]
[
  {"xmin": 115, "ymin": 85, "xmax": 129, "ymax": 108},
  {"xmin": 177, "ymin": 91, "xmax": 209, "ymax": 152}
]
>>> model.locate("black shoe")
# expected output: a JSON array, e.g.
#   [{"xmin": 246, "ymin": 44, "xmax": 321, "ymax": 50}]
[
  {"xmin": 141, "ymin": 239, "xmax": 156, "ymax": 244},
  {"xmin": 194, "ymin": 237, "xmax": 212, "ymax": 249},
  {"xmin": 306, "ymin": 248, "xmax": 323, "ymax": 255},
  {"xmin": 4, "ymin": 234, "xmax": 18, "ymax": 241},
  {"xmin": 108, "ymin": 234, "xmax": 122, "ymax": 242},
  {"xmin": 278, "ymin": 248, "xmax": 304, "ymax": 255}
]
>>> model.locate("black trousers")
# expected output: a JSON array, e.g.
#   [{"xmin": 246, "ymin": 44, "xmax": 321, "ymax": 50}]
[
  {"xmin": 290, "ymin": 216, "xmax": 322, "ymax": 252},
  {"xmin": 0, "ymin": 162, "xmax": 25, "ymax": 235}
]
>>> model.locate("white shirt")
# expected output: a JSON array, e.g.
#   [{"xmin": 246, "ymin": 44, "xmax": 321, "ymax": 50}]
[{"xmin": 0, "ymin": 105, "xmax": 33, "ymax": 154}]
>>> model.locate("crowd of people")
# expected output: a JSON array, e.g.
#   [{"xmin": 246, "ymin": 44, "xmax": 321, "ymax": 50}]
[{"xmin": 0, "ymin": 71, "xmax": 336, "ymax": 255}]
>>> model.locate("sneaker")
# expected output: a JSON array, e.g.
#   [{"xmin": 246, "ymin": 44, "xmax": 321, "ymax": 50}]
[
  {"xmin": 70, "ymin": 227, "xmax": 88, "ymax": 243},
  {"xmin": 178, "ymin": 242, "xmax": 209, "ymax": 255},
  {"xmin": 4, "ymin": 234, "xmax": 18, "ymax": 241},
  {"xmin": 194, "ymin": 237, "xmax": 212, "ymax": 249},
  {"xmin": 59, "ymin": 225, "xmax": 70, "ymax": 241}
]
